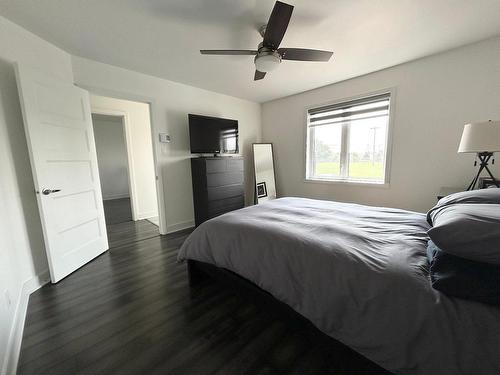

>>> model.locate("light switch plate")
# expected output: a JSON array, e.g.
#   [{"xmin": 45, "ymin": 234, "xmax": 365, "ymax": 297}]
[{"xmin": 159, "ymin": 133, "xmax": 171, "ymax": 143}]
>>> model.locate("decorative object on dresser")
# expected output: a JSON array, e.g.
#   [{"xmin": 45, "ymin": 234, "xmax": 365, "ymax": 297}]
[
  {"xmin": 458, "ymin": 120, "xmax": 500, "ymax": 190},
  {"xmin": 253, "ymin": 143, "xmax": 277, "ymax": 204},
  {"xmin": 190, "ymin": 156, "xmax": 244, "ymax": 227}
]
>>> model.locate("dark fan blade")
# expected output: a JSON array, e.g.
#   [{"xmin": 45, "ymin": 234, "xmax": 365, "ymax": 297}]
[
  {"xmin": 278, "ymin": 48, "xmax": 333, "ymax": 62},
  {"xmin": 254, "ymin": 70, "xmax": 266, "ymax": 80},
  {"xmin": 200, "ymin": 50, "xmax": 257, "ymax": 55},
  {"xmin": 263, "ymin": 1, "xmax": 294, "ymax": 49}
]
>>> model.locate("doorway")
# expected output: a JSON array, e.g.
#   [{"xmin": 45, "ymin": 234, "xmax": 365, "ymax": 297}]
[
  {"xmin": 92, "ymin": 114, "xmax": 133, "ymax": 225},
  {"xmin": 90, "ymin": 95, "xmax": 159, "ymax": 236}
]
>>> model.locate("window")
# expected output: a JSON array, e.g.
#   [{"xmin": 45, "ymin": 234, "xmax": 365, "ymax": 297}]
[{"xmin": 306, "ymin": 92, "xmax": 392, "ymax": 184}]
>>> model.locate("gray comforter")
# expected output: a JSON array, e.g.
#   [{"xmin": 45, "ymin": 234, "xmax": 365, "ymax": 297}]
[{"xmin": 178, "ymin": 197, "xmax": 500, "ymax": 375}]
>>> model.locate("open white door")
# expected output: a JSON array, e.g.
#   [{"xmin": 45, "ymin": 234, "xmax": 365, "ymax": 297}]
[{"xmin": 15, "ymin": 64, "xmax": 108, "ymax": 283}]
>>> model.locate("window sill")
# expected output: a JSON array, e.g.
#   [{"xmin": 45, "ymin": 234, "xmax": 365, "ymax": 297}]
[{"xmin": 304, "ymin": 178, "xmax": 390, "ymax": 188}]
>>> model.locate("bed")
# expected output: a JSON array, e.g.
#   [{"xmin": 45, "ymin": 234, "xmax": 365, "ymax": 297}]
[{"xmin": 178, "ymin": 197, "xmax": 500, "ymax": 375}]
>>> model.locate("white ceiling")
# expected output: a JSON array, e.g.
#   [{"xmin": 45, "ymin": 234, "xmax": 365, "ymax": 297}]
[{"xmin": 1, "ymin": 0, "xmax": 500, "ymax": 103}]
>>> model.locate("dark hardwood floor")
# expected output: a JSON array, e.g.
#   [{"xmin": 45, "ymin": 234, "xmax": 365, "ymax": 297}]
[
  {"xmin": 106, "ymin": 219, "xmax": 160, "ymax": 249},
  {"xmin": 18, "ymin": 219, "xmax": 390, "ymax": 374},
  {"xmin": 103, "ymin": 197, "xmax": 133, "ymax": 225}
]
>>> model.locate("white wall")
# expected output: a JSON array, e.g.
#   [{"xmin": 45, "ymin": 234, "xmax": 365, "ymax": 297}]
[
  {"xmin": 0, "ymin": 15, "xmax": 74, "ymax": 375},
  {"xmin": 92, "ymin": 115, "xmax": 130, "ymax": 201},
  {"xmin": 262, "ymin": 37, "xmax": 500, "ymax": 213},
  {"xmin": 73, "ymin": 57, "xmax": 262, "ymax": 233},
  {"xmin": 91, "ymin": 95, "xmax": 159, "ymax": 220}
]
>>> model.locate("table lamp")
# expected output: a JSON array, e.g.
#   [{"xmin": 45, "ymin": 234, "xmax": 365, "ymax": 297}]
[{"xmin": 458, "ymin": 120, "xmax": 500, "ymax": 190}]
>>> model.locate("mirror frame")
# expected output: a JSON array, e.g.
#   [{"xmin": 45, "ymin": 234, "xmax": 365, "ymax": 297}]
[{"xmin": 252, "ymin": 142, "xmax": 278, "ymax": 204}]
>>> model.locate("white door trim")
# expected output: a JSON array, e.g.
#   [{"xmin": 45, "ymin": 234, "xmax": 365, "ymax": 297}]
[
  {"xmin": 76, "ymin": 84, "xmax": 167, "ymax": 235},
  {"xmin": 91, "ymin": 108, "xmax": 140, "ymax": 222}
]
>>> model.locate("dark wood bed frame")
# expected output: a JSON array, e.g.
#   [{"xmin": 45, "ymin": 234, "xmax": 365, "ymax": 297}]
[{"xmin": 187, "ymin": 259, "xmax": 392, "ymax": 374}]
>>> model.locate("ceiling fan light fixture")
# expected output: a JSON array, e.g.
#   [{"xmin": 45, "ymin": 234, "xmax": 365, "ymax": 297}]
[
  {"xmin": 200, "ymin": 1, "xmax": 333, "ymax": 81},
  {"xmin": 254, "ymin": 51, "xmax": 281, "ymax": 72}
]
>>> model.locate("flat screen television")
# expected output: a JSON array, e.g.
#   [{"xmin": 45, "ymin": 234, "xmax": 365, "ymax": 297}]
[{"xmin": 188, "ymin": 114, "xmax": 239, "ymax": 154}]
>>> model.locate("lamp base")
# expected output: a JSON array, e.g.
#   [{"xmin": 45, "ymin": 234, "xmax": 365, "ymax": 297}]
[{"xmin": 466, "ymin": 152, "xmax": 500, "ymax": 190}]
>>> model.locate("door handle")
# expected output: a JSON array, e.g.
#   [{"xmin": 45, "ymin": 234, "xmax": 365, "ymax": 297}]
[{"xmin": 41, "ymin": 188, "xmax": 61, "ymax": 195}]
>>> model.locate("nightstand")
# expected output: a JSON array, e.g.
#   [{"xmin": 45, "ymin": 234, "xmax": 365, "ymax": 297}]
[{"xmin": 437, "ymin": 187, "xmax": 463, "ymax": 201}]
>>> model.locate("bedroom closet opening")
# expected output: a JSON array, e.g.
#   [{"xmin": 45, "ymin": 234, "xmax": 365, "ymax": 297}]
[{"xmin": 90, "ymin": 94, "xmax": 160, "ymax": 240}]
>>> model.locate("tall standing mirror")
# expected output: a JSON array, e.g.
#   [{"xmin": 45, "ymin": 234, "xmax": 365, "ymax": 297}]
[{"xmin": 253, "ymin": 143, "xmax": 277, "ymax": 204}]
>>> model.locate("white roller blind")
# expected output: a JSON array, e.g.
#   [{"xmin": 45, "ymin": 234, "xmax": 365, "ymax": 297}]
[{"xmin": 308, "ymin": 93, "xmax": 390, "ymax": 127}]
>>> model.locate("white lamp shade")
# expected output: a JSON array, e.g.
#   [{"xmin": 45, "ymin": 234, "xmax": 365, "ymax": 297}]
[
  {"xmin": 254, "ymin": 54, "xmax": 280, "ymax": 73},
  {"xmin": 458, "ymin": 120, "xmax": 500, "ymax": 153}
]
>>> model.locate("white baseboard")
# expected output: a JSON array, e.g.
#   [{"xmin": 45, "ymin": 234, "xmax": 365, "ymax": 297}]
[
  {"xmin": 166, "ymin": 220, "xmax": 194, "ymax": 234},
  {"xmin": 2, "ymin": 270, "xmax": 50, "ymax": 375},
  {"xmin": 136, "ymin": 211, "xmax": 158, "ymax": 221},
  {"xmin": 102, "ymin": 194, "xmax": 130, "ymax": 201}
]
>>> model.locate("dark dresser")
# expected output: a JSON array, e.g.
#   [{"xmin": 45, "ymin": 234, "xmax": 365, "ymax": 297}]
[{"xmin": 191, "ymin": 157, "xmax": 245, "ymax": 226}]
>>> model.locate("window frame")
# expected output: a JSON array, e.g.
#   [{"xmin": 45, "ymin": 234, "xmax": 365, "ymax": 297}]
[{"xmin": 304, "ymin": 88, "xmax": 396, "ymax": 187}]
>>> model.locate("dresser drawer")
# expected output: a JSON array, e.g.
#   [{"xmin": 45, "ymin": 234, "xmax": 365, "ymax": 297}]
[
  {"xmin": 227, "ymin": 158, "xmax": 244, "ymax": 172},
  {"xmin": 208, "ymin": 195, "xmax": 244, "ymax": 212},
  {"xmin": 207, "ymin": 172, "xmax": 243, "ymax": 187},
  {"xmin": 208, "ymin": 201, "xmax": 245, "ymax": 218},
  {"xmin": 205, "ymin": 158, "xmax": 244, "ymax": 174},
  {"xmin": 207, "ymin": 185, "xmax": 244, "ymax": 201},
  {"xmin": 205, "ymin": 159, "xmax": 227, "ymax": 173}
]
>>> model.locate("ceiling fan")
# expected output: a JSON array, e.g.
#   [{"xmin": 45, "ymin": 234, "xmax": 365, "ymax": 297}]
[{"xmin": 200, "ymin": 1, "xmax": 333, "ymax": 81}]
